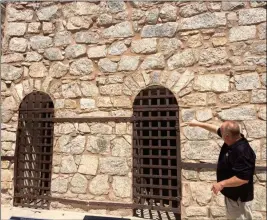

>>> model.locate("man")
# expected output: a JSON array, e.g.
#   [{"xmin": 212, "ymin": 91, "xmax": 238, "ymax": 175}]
[{"xmin": 187, "ymin": 120, "xmax": 256, "ymax": 220}]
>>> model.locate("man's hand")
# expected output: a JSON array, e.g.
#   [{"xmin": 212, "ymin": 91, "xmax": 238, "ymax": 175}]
[{"xmin": 211, "ymin": 182, "xmax": 224, "ymax": 195}]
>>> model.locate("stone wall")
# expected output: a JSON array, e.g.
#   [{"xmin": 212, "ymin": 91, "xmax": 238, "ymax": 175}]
[{"xmin": 1, "ymin": 1, "xmax": 266, "ymax": 219}]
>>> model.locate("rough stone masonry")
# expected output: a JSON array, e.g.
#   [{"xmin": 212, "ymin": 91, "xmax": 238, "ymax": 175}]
[{"xmin": 1, "ymin": 1, "xmax": 266, "ymax": 219}]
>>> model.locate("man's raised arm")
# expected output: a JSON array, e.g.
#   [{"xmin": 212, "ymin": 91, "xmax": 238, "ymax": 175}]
[{"xmin": 186, "ymin": 120, "xmax": 219, "ymax": 134}]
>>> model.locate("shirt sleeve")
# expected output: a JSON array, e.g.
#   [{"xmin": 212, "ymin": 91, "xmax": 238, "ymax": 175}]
[
  {"xmin": 232, "ymin": 154, "xmax": 255, "ymax": 180},
  {"xmin": 217, "ymin": 128, "xmax": 222, "ymax": 137}
]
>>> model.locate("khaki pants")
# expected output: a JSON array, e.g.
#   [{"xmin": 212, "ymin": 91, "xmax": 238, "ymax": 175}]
[{"xmin": 225, "ymin": 197, "xmax": 253, "ymax": 220}]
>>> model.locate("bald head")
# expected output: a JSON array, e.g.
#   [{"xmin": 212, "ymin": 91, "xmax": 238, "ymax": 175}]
[{"xmin": 221, "ymin": 121, "xmax": 241, "ymax": 139}]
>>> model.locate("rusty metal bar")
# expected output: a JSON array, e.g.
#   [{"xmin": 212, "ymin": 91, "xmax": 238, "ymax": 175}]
[
  {"xmin": 1, "ymin": 156, "xmax": 15, "ymax": 161},
  {"xmin": 53, "ymin": 117, "xmax": 132, "ymax": 123}
]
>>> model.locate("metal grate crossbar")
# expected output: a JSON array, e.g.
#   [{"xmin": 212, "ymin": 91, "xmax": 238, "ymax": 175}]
[
  {"xmin": 133, "ymin": 86, "xmax": 181, "ymax": 220},
  {"xmin": 14, "ymin": 91, "xmax": 54, "ymax": 209}
]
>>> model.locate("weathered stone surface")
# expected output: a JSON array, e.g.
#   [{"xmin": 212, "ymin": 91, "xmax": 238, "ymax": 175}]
[
  {"xmin": 57, "ymin": 123, "xmax": 75, "ymax": 134},
  {"xmin": 118, "ymin": 56, "xmax": 140, "ymax": 71},
  {"xmin": 7, "ymin": 6, "xmax": 34, "ymax": 22},
  {"xmin": 29, "ymin": 62, "xmax": 47, "ymax": 78},
  {"xmin": 6, "ymin": 22, "xmax": 27, "ymax": 36},
  {"xmin": 78, "ymin": 155, "xmax": 98, "ymax": 175},
  {"xmin": 244, "ymin": 120, "xmax": 266, "ymax": 138},
  {"xmin": 97, "ymin": 13, "xmax": 113, "ymax": 26},
  {"xmin": 261, "ymin": 73, "xmax": 266, "ymax": 87},
  {"xmin": 1, "ymin": 170, "xmax": 12, "ymax": 182},
  {"xmin": 80, "ymin": 81, "xmax": 99, "ymax": 97},
  {"xmin": 112, "ymin": 96, "xmax": 131, "ymax": 108},
  {"xmin": 75, "ymin": 31, "xmax": 100, "ymax": 44},
  {"xmin": 250, "ymin": 42, "xmax": 266, "ymax": 55},
  {"xmin": 219, "ymin": 91, "xmax": 250, "ymax": 104},
  {"xmin": 87, "ymin": 136, "xmax": 110, "ymax": 154},
  {"xmin": 251, "ymin": 90, "xmax": 266, "ymax": 103},
  {"xmin": 51, "ymin": 177, "xmax": 68, "ymax": 193},
  {"xmin": 258, "ymin": 106, "xmax": 266, "ymax": 120},
  {"xmin": 158, "ymin": 38, "xmax": 181, "ymax": 58},
  {"xmin": 141, "ymin": 22, "xmax": 178, "ymax": 37},
  {"xmin": 131, "ymin": 38, "xmax": 157, "ymax": 54},
  {"xmin": 168, "ymin": 49, "xmax": 197, "ymax": 69},
  {"xmin": 54, "ymin": 31, "xmax": 72, "ymax": 47},
  {"xmin": 43, "ymin": 22, "xmax": 54, "ymax": 34},
  {"xmin": 172, "ymin": 70, "xmax": 194, "ymax": 94},
  {"xmin": 111, "ymin": 137, "xmax": 131, "ymax": 157},
  {"xmin": 191, "ymin": 182, "xmax": 212, "ymax": 205},
  {"xmin": 199, "ymin": 47, "xmax": 227, "ymax": 66},
  {"xmin": 218, "ymin": 105, "xmax": 256, "ymax": 120},
  {"xmin": 159, "ymin": 3, "xmax": 177, "ymax": 22},
  {"xmin": 2, "ymin": 96, "xmax": 17, "ymax": 110},
  {"xmin": 234, "ymin": 72, "xmax": 261, "ymax": 90},
  {"xmin": 115, "ymin": 123, "xmax": 127, "ymax": 135},
  {"xmin": 179, "ymin": 12, "xmax": 226, "ymax": 30},
  {"xmin": 49, "ymin": 62, "xmax": 69, "ymax": 78},
  {"xmin": 210, "ymin": 206, "xmax": 226, "ymax": 217},
  {"xmin": 183, "ymin": 127, "xmax": 209, "ymax": 140},
  {"xmin": 243, "ymin": 56, "xmax": 266, "ymax": 66},
  {"xmin": 89, "ymin": 175, "xmax": 109, "ymax": 195},
  {"xmin": 99, "ymin": 84, "xmax": 122, "ymax": 96},
  {"xmin": 181, "ymin": 109, "xmax": 195, "ymax": 122},
  {"xmin": 70, "ymin": 58, "xmax": 94, "ymax": 76},
  {"xmin": 229, "ymin": 42, "xmax": 247, "ymax": 56},
  {"xmin": 181, "ymin": 93, "xmax": 206, "ymax": 106},
  {"xmin": 98, "ymin": 58, "xmax": 117, "ymax": 73},
  {"xmin": 194, "ymin": 74, "xmax": 229, "ymax": 92},
  {"xmin": 1, "ymin": 53, "xmax": 24, "ymax": 63},
  {"xmin": 221, "ymin": 2, "xmax": 244, "ymax": 11},
  {"xmin": 30, "ymin": 36, "xmax": 53, "ymax": 50},
  {"xmin": 107, "ymin": 1, "xmax": 126, "ymax": 13},
  {"xmin": 182, "ymin": 170, "xmax": 197, "ymax": 180},
  {"xmin": 239, "ymin": 8, "xmax": 266, "ymax": 25},
  {"xmin": 186, "ymin": 207, "xmax": 208, "ymax": 217},
  {"xmin": 65, "ymin": 44, "xmax": 86, "ymax": 59},
  {"xmin": 1, "ymin": 142, "xmax": 14, "ymax": 151},
  {"xmin": 25, "ymin": 51, "xmax": 42, "ymax": 62},
  {"xmin": 140, "ymin": 53, "xmax": 165, "ymax": 70},
  {"xmin": 184, "ymin": 141, "xmax": 220, "ymax": 161},
  {"xmin": 212, "ymin": 37, "xmax": 227, "ymax": 47},
  {"xmin": 62, "ymin": 2, "xmax": 100, "ymax": 17},
  {"xmin": 70, "ymin": 173, "xmax": 87, "ymax": 194},
  {"xmin": 229, "ymin": 26, "xmax": 256, "ymax": 42},
  {"xmin": 253, "ymin": 185, "xmax": 266, "ymax": 211},
  {"xmin": 36, "ymin": 5, "xmax": 58, "ymax": 21},
  {"xmin": 180, "ymin": 3, "xmax": 207, "ymax": 17},
  {"xmin": 258, "ymin": 23, "xmax": 266, "ymax": 40},
  {"xmin": 99, "ymin": 157, "xmax": 129, "ymax": 175},
  {"xmin": 196, "ymin": 109, "xmax": 212, "ymax": 122},
  {"xmin": 9, "ymin": 37, "xmax": 27, "ymax": 52},
  {"xmin": 28, "ymin": 22, "xmax": 41, "ymax": 33},
  {"xmin": 91, "ymin": 124, "xmax": 112, "ymax": 135},
  {"xmin": 146, "ymin": 8, "xmax": 159, "ymax": 24},
  {"xmin": 188, "ymin": 34, "xmax": 203, "ymax": 48},
  {"xmin": 87, "ymin": 45, "xmax": 107, "ymax": 59},
  {"xmin": 44, "ymin": 48, "xmax": 64, "ymax": 61},
  {"xmin": 80, "ymin": 98, "xmax": 96, "ymax": 109},
  {"xmin": 61, "ymin": 155, "xmax": 77, "ymax": 173},
  {"xmin": 112, "ymin": 177, "xmax": 131, "ymax": 198},
  {"xmin": 102, "ymin": 21, "xmax": 134, "ymax": 38},
  {"xmin": 108, "ymin": 41, "xmax": 127, "ymax": 56},
  {"xmin": 1, "ymin": 64, "xmax": 23, "ymax": 81},
  {"xmin": 199, "ymin": 169, "xmax": 216, "ymax": 181},
  {"xmin": 132, "ymin": 9, "xmax": 145, "ymax": 20},
  {"xmin": 62, "ymin": 82, "xmax": 81, "ymax": 98},
  {"xmin": 66, "ymin": 16, "xmax": 92, "ymax": 30},
  {"xmin": 96, "ymin": 97, "xmax": 112, "ymax": 108},
  {"xmin": 1, "ymin": 130, "xmax": 16, "ymax": 142}
]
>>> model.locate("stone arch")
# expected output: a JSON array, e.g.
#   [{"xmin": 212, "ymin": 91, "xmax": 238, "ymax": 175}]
[{"xmin": 13, "ymin": 91, "xmax": 54, "ymax": 209}]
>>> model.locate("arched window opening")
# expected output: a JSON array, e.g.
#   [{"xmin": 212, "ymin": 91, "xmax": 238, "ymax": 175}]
[
  {"xmin": 14, "ymin": 91, "xmax": 54, "ymax": 209},
  {"xmin": 133, "ymin": 86, "xmax": 181, "ymax": 220}
]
